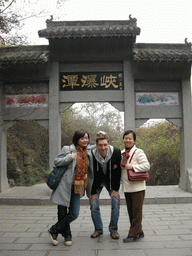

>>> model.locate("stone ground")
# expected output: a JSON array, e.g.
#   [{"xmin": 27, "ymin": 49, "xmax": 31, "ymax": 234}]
[{"xmin": 0, "ymin": 184, "xmax": 192, "ymax": 255}]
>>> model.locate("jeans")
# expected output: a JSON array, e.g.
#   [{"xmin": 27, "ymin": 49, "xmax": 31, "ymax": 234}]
[
  {"xmin": 90, "ymin": 186, "xmax": 120, "ymax": 233},
  {"xmin": 51, "ymin": 188, "xmax": 80, "ymax": 238}
]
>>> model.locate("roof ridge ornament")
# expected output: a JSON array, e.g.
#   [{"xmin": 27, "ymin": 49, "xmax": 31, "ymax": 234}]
[
  {"xmin": 46, "ymin": 15, "xmax": 53, "ymax": 26},
  {"xmin": 185, "ymin": 38, "xmax": 191, "ymax": 45},
  {"xmin": 129, "ymin": 14, "xmax": 137, "ymax": 22}
]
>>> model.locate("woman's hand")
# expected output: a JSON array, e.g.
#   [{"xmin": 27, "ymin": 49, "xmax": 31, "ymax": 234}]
[
  {"xmin": 125, "ymin": 163, "xmax": 133, "ymax": 169},
  {"xmin": 72, "ymin": 153, "xmax": 77, "ymax": 159}
]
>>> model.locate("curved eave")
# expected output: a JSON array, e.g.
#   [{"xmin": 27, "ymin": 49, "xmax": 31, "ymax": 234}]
[
  {"xmin": 133, "ymin": 48, "xmax": 192, "ymax": 63},
  {"xmin": 38, "ymin": 31, "xmax": 140, "ymax": 39},
  {"xmin": 0, "ymin": 47, "xmax": 49, "ymax": 65}
]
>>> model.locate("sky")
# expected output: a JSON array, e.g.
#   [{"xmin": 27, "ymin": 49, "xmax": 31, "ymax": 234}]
[{"xmin": 10, "ymin": 0, "xmax": 192, "ymax": 45}]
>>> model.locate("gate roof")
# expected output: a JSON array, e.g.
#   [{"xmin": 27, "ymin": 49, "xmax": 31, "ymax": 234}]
[{"xmin": 38, "ymin": 18, "xmax": 140, "ymax": 39}]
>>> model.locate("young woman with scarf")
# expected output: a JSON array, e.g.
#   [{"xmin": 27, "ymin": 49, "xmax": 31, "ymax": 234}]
[{"xmin": 48, "ymin": 129, "xmax": 90, "ymax": 246}]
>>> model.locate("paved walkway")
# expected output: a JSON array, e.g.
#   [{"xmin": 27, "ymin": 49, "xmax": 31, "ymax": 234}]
[
  {"xmin": 0, "ymin": 185, "xmax": 192, "ymax": 255},
  {"xmin": 0, "ymin": 202, "xmax": 192, "ymax": 255}
]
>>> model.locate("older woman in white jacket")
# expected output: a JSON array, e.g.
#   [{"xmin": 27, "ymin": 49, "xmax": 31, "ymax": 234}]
[{"xmin": 121, "ymin": 130, "xmax": 150, "ymax": 243}]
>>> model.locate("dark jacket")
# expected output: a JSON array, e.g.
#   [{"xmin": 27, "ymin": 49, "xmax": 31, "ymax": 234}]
[{"xmin": 90, "ymin": 146, "xmax": 121, "ymax": 195}]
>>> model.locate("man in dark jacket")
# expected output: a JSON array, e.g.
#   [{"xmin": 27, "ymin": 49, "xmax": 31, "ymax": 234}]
[{"xmin": 88, "ymin": 132, "xmax": 121, "ymax": 239}]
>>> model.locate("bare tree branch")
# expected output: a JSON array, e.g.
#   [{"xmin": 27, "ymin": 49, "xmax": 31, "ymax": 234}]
[
  {"xmin": 18, "ymin": 10, "xmax": 45, "ymax": 22},
  {"xmin": 1, "ymin": 0, "xmax": 16, "ymax": 13}
]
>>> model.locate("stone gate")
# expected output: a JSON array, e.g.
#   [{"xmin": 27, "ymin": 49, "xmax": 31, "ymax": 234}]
[{"xmin": 0, "ymin": 17, "xmax": 192, "ymax": 192}]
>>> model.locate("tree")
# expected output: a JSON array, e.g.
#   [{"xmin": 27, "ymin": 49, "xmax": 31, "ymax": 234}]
[
  {"xmin": 0, "ymin": 0, "xmax": 69, "ymax": 45},
  {"xmin": 61, "ymin": 103, "xmax": 124, "ymax": 148},
  {"xmin": 6, "ymin": 105, "xmax": 181, "ymax": 187},
  {"xmin": 0, "ymin": 0, "xmax": 19, "ymax": 44},
  {"xmin": 7, "ymin": 120, "xmax": 49, "ymax": 186},
  {"xmin": 136, "ymin": 121, "xmax": 180, "ymax": 185}
]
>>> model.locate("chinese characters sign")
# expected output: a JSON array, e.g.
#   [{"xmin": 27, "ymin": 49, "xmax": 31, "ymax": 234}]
[{"xmin": 60, "ymin": 72, "xmax": 123, "ymax": 91}]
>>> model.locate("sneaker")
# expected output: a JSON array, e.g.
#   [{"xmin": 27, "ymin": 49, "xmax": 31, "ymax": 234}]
[
  {"xmin": 110, "ymin": 231, "xmax": 120, "ymax": 239},
  {"xmin": 48, "ymin": 229, "xmax": 58, "ymax": 246},
  {"xmin": 90, "ymin": 230, "xmax": 103, "ymax": 238},
  {"xmin": 64, "ymin": 235, "xmax": 72, "ymax": 246}
]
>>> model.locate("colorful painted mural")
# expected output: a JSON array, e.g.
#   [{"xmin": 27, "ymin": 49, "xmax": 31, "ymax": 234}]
[
  {"xmin": 136, "ymin": 92, "xmax": 180, "ymax": 106},
  {"xmin": 5, "ymin": 94, "xmax": 48, "ymax": 108}
]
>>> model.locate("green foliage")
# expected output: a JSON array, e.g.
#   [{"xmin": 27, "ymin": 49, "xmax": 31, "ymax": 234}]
[
  {"xmin": 61, "ymin": 106, "xmax": 180, "ymax": 186},
  {"xmin": 7, "ymin": 106, "xmax": 181, "ymax": 187},
  {"xmin": 14, "ymin": 166, "xmax": 49, "ymax": 186},
  {"xmin": 136, "ymin": 121, "xmax": 180, "ymax": 185},
  {"xmin": 7, "ymin": 120, "xmax": 49, "ymax": 186}
]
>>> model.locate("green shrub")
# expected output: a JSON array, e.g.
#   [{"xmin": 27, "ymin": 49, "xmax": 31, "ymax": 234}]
[
  {"xmin": 7, "ymin": 120, "xmax": 49, "ymax": 186},
  {"xmin": 136, "ymin": 121, "xmax": 180, "ymax": 185},
  {"xmin": 15, "ymin": 166, "xmax": 49, "ymax": 186}
]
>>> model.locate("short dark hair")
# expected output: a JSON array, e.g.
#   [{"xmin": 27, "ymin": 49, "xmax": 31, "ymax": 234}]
[
  {"xmin": 96, "ymin": 132, "xmax": 109, "ymax": 144},
  {"xmin": 72, "ymin": 129, "xmax": 89, "ymax": 146},
  {"xmin": 123, "ymin": 130, "xmax": 136, "ymax": 141}
]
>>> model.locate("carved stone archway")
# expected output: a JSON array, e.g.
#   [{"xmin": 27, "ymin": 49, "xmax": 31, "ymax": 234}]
[{"xmin": 0, "ymin": 18, "xmax": 192, "ymax": 192}]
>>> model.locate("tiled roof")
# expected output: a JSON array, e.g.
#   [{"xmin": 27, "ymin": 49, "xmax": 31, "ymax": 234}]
[
  {"xmin": 38, "ymin": 19, "xmax": 140, "ymax": 39},
  {"xmin": 133, "ymin": 43, "xmax": 192, "ymax": 62},
  {"xmin": 0, "ymin": 45, "xmax": 49, "ymax": 65},
  {"xmin": 0, "ymin": 44, "xmax": 192, "ymax": 65}
]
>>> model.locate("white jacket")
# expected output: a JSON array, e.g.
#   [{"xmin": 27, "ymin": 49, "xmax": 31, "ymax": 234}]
[{"xmin": 121, "ymin": 145, "xmax": 150, "ymax": 193}]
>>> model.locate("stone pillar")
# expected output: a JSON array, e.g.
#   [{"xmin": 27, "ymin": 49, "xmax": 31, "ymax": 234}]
[
  {"xmin": 179, "ymin": 78, "xmax": 192, "ymax": 192},
  {"xmin": 123, "ymin": 61, "xmax": 135, "ymax": 131},
  {"xmin": 0, "ymin": 82, "xmax": 9, "ymax": 192},
  {"xmin": 49, "ymin": 61, "xmax": 61, "ymax": 170}
]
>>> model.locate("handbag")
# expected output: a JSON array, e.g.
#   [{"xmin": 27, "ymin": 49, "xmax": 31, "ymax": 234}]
[
  {"xmin": 46, "ymin": 165, "xmax": 67, "ymax": 190},
  {"xmin": 127, "ymin": 149, "xmax": 150, "ymax": 181},
  {"xmin": 128, "ymin": 169, "xmax": 150, "ymax": 181}
]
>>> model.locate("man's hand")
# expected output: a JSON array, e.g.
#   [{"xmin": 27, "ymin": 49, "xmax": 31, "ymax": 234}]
[
  {"xmin": 111, "ymin": 191, "xmax": 120, "ymax": 201},
  {"xmin": 89, "ymin": 194, "xmax": 99, "ymax": 204},
  {"xmin": 97, "ymin": 131, "xmax": 106, "ymax": 135}
]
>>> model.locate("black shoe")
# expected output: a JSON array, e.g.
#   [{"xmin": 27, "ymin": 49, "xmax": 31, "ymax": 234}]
[
  {"xmin": 139, "ymin": 231, "xmax": 144, "ymax": 238},
  {"xmin": 64, "ymin": 235, "xmax": 72, "ymax": 246},
  {"xmin": 48, "ymin": 229, "xmax": 58, "ymax": 246},
  {"xmin": 123, "ymin": 236, "xmax": 139, "ymax": 243}
]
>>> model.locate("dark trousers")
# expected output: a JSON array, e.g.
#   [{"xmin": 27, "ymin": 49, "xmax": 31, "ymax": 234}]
[
  {"xmin": 51, "ymin": 188, "xmax": 80, "ymax": 238},
  {"xmin": 124, "ymin": 190, "xmax": 145, "ymax": 238}
]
